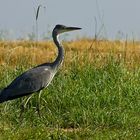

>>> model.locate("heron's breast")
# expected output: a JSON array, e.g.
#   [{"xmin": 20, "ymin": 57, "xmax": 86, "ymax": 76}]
[{"xmin": 44, "ymin": 72, "xmax": 56, "ymax": 88}]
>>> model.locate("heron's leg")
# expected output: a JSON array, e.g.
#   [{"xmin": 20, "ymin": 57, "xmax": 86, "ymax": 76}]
[
  {"xmin": 19, "ymin": 95, "xmax": 33, "ymax": 118},
  {"xmin": 19, "ymin": 98, "xmax": 26, "ymax": 119},
  {"xmin": 24, "ymin": 95, "xmax": 33, "ymax": 108},
  {"xmin": 36, "ymin": 90, "xmax": 43, "ymax": 117}
]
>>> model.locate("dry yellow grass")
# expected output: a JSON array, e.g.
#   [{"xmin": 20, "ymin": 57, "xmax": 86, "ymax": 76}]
[{"xmin": 0, "ymin": 39, "xmax": 140, "ymax": 69}]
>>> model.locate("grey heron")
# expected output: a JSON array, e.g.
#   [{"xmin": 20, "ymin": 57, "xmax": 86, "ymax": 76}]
[{"xmin": 0, "ymin": 25, "xmax": 81, "ymax": 104}]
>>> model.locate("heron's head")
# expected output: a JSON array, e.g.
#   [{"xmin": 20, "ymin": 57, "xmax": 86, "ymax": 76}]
[{"xmin": 53, "ymin": 24, "xmax": 81, "ymax": 35}]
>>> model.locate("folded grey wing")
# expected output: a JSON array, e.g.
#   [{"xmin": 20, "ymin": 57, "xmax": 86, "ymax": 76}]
[{"xmin": 0, "ymin": 68, "xmax": 52, "ymax": 102}]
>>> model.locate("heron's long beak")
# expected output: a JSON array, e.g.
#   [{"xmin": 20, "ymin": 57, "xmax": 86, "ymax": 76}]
[{"xmin": 66, "ymin": 26, "xmax": 82, "ymax": 31}]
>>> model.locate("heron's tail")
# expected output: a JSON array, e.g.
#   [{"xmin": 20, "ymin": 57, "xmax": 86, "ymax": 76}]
[{"xmin": 0, "ymin": 89, "xmax": 6, "ymax": 103}]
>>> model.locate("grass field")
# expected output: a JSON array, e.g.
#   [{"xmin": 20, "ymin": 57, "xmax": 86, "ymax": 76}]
[{"xmin": 0, "ymin": 39, "xmax": 140, "ymax": 139}]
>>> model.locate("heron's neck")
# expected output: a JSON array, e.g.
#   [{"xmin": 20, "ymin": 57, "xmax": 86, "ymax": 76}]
[{"xmin": 52, "ymin": 33, "xmax": 64, "ymax": 69}]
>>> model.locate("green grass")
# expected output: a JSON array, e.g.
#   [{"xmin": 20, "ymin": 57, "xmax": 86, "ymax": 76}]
[{"xmin": 0, "ymin": 53, "xmax": 140, "ymax": 140}]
